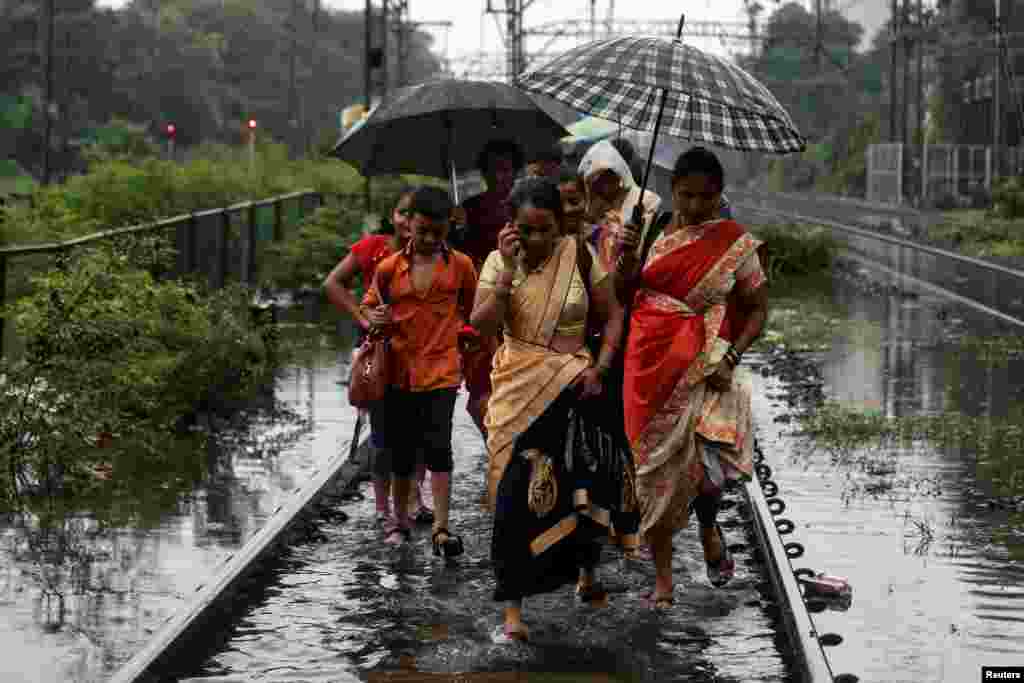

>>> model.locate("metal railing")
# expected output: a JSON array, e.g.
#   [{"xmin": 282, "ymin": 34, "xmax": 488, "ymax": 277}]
[
  {"xmin": 0, "ymin": 190, "xmax": 324, "ymax": 359},
  {"xmin": 731, "ymin": 192, "xmax": 1024, "ymax": 330}
]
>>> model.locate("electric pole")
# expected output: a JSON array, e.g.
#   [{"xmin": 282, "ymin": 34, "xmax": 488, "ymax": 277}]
[
  {"xmin": 42, "ymin": 0, "xmax": 55, "ymax": 185},
  {"xmin": 364, "ymin": 0, "xmax": 373, "ymax": 214},
  {"xmin": 902, "ymin": 0, "xmax": 912, "ymax": 149},
  {"xmin": 288, "ymin": 0, "xmax": 298, "ymax": 157},
  {"xmin": 916, "ymin": 0, "xmax": 925, "ymax": 200},
  {"xmin": 815, "ymin": 0, "xmax": 823, "ymax": 71},
  {"xmin": 381, "ymin": 0, "xmax": 390, "ymax": 95},
  {"xmin": 994, "ymin": 0, "xmax": 1003, "ymax": 181},
  {"xmin": 889, "ymin": 0, "xmax": 899, "ymax": 142}
]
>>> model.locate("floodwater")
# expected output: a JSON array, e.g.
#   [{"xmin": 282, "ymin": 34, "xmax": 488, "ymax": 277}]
[
  {"xmin": 178, "ymin": 342, "xmax": 792, "ymax": 682},
  {"xmin": 754, "ymin": 262, "xmax": 1024, "ymax": 683},
  {"xmin": 0, "ymin": 329, "xmax": 353, "ymax": 683}
]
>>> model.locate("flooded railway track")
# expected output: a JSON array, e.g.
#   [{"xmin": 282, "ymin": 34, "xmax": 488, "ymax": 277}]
[
  {"xmin": 110, "ymin": 384, "xmax": 850, "ymax": 683},
  {"xmin": 731, "ymin": 195, "xmax": 1024, "ymax": 331}
]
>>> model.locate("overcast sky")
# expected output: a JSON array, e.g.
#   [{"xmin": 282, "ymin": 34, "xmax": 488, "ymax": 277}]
[{"xmin": 97, "ymin": 1, "xmax": 891, "ymax": 67}]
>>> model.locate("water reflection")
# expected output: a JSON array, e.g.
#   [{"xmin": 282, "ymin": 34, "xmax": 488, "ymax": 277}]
[
  {"xmin": 764, "ymin": 263, "xmax": 1024, "ymax": 682},
  {"xmin": 181, "ymin": 384, "xmax": 791, "ymax": 682},
  {"xmin": 0, "ymin": 329, "xmax": 334, "ymax": 682}
]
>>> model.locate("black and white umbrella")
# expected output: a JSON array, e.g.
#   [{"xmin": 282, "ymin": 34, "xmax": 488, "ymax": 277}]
[{"xmin": 517, "ymin": 16, "xmax": 806, "ymax": 221}]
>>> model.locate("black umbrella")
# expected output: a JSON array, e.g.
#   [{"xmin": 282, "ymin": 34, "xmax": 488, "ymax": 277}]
[{"xmin": 332, "ymin": 79, "xmax": 571, "ymax": 203}]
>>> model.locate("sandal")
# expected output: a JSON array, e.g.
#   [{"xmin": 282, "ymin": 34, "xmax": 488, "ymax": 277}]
[
  {"xmin": 641, "ymin": 590, "xmax": 674, "ymax": 609},
  {"xmin": 414, "ymin": 506, "xmax": 435, "ymax": 525},
  {"xmin": 705, "ymin": 523, "xmax": 735, "ymax": 588},
  {"xmin": 576, "ymin": 581, "xmax": 609, "ymax": 604},
  {"xmin": 384, "ymin": 524, "xmax": 411, "ymax": 545},
  {"xmin": 493, "ymin": 622, "xmax": 530, "ymax": 643},
  {"xmin": 432, "ymin": 528, "xmax": 464, "ymax": 558}
]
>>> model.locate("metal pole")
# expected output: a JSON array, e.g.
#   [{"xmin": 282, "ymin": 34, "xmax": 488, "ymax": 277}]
[
  {"xmin": 994, "ymin": 0, "xmax": 1003, "ymax": 182},
  {"xmin": 890, "ymin": 0, "xmax": 899, "ymax": 142},
  {"xmin": 916, "ymin": 0, "xmax": 925, "ymax": 202},
  {"xmin": 364, "ymin": 0, "xmax": 373, "ymax": 214},
  {"xmin": 42, "ymin": 0, "xmax": 55, "ymax": 185},
  {"xmin": 288, "ymin": 0, "xmax": 298, "ymax": 157},
  {"xmin": 902, "ymin": 0, "xmax": 911, "ymax": 148},
  {"xmin": 382, "ymin": 0, "xmax": 389, "ymax": 95}
]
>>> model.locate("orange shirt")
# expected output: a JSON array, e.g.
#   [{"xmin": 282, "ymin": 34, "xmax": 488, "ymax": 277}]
[{"xmin": 363, "ymin": 245, "xmax": 478, "ymax": 392}]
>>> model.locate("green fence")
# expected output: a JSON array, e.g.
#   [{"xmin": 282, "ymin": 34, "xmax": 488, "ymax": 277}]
[{"xmin": 0, "ymin": 189, "xmax": 323, "ymax": 359}]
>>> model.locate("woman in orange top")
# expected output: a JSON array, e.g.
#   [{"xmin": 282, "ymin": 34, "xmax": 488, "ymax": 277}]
[
  {"xmin": 322, "ymin": 189, "xmax": 432, "ymax": 526},
  {"xmin": 362, "ymin": 187, "xmax": 479, "ymax": 554}
]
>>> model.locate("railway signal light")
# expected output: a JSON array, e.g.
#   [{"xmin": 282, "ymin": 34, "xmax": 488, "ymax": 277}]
[
  {"xmin": 248, "ymin": 119, "xmax": 257, "ymax": 130},
  {"xmin": 165, "ymin": 123, "xmax": 176, "ymax": 138}
]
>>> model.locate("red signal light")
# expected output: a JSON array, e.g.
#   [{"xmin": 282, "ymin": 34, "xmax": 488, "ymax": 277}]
[
  {"xmin": 166, "ymin": 123, "xmax": 176, "ymax": 137},
  {"xmin": 248, "ymin": 119, "xmax": 257, "ymax": 129}
]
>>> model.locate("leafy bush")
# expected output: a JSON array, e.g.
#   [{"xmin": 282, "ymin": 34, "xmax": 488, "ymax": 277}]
[
  {"xmin": 751, "ymin": 222, "xmax": 836, "ymax": 282},
  {"xmin": 0, "ymin": 234, "xmax": 275, "ymax": 514},
  {"xmin": 991, "ymin": 175, "xmax": 1024, "ymax": 218}
]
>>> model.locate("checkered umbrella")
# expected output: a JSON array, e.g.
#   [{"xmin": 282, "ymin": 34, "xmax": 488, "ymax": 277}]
[{"xmin": 517, "ymin": 16, "xmax": 805, "ymax": 221}]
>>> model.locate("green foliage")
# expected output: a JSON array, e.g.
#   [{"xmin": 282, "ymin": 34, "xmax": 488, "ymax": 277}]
[
  {"xmin": 991, "ymin": 176, "xmax": 1024, "ymax": 219},
  {"xmin": 0, "ymin": 233, "xmax": 274, "ymax": 517},
  {"xmin": 926, "ymin": 208, "xmax": 1024, "ymax": 258},
  {"xmin": 816, "ymin": 112, "xmax": 881, "ymax": 196},
  {"xmin": 752, "ymin": 222, "xmax": 837, "ymax": 281}
]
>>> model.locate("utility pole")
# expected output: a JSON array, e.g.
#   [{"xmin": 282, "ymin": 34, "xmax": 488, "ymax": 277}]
[
  {"xmin": 364, "ymin": 0, "xmax": 373, "ymax": 214},
  {"xmin": 507, "ymin": 0, "xmax": 522, "ymax": 83},
  {"xmin": 381, "ymin": 0, "xmax": 390, "ymax": 95},
  {"xmin": 815, "ymin": 0, "xmax": 823, "ymax": 71},
  {"xmin": 889, "ymin": 0, "xmax": 899, "ymax": 142},
  {"xmin": 311, "ymin": 0, "xmax": 320, "ymax": 156},
  {"xmin": 902, "ymin": 0, "xmax": 912, "ymax": 149},
  {"xmin": 921, "ymin": 0, "xmax": 929, "ymax": 200},
  {"xmin": 42, "ymin": 0, "xmax": 55, "ymax": 185},
  {"xmin": 994, "ymin": 0, "xmax": 1003, "ymax": 181},
  {"xmin": 288, "ymin": 0, "xmax": 298, "ymax": 157},
  {"xmin": 590, "ymin": 0, "xmax": 597, "ymax": 41}
]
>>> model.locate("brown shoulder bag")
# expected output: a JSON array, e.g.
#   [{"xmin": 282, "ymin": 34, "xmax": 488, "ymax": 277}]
[{"xmin": 348, "ymin": 269, "xmax": 395, "ymax": 409}]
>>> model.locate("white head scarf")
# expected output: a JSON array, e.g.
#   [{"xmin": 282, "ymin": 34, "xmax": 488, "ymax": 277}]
[{"xmin": 577, "ymin": 139, "xmax": 662, "ymax": 233}]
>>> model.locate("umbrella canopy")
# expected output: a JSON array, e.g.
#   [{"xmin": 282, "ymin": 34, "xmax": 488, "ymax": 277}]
[
  {"xmin": 332, "ymin": 79, "xmax": 571, "ymax": 181},
  {"xmin": 564, "ymin": 115, "xmax": 621, "ymax": 144},
  {"xmin": 517, "ymin": 34, "xmax": 806, "ymax": 155}
]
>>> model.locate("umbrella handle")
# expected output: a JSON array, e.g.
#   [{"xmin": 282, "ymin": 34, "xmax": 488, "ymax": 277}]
[{"xmin": 634, "ymin": 14, "xmax": 686, "ymax": 227}]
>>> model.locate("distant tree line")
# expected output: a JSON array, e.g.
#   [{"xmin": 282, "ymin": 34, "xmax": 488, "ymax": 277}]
[{"xmin": 1, "ymin": 0, "xmax": 444, "ymax": 179}]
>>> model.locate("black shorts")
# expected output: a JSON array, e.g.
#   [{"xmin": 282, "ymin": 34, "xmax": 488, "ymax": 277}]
[{"xmin": 370, "ymin": 388, "xmax": 458, "ymax": 477}]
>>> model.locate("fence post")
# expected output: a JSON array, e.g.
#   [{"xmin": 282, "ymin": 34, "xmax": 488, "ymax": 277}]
[
  {"xmin": 273, "ymin": 199, "xmax": 283, "ymax": 242},
  {"xmin": 186, "ymin": 214, "xmax": 197, "ymax": 277},
  {"xmin": 986, "ymin": 146, "xmax": 992, "ymax": 190},
  {"xmin": 247, "ymin": 203, "xmax": 257, "ymax": 287},
  {"xmin": 219, "ymin": 209, "xmax": 231, "ymax": 290},
  {"xmin": 866, "ymin": 145, "xmax": 874, "ymax": 202},
  {"xmin": 0, "ymin": 254, "xmax": 6, "ymax": 359},
  {"xmin": 921, "ymin": 143, "xmax": 929, "ymax": 204},
  {"xmin": 897, "ymin": 144, "xmax": 904, "ymax": 205}
]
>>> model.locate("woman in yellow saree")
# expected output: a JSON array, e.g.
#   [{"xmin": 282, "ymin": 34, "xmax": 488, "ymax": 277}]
[
  {"xmin": 617, "ymin": 147, "xmax": 769, "ymax": 608},
  {"xmin": 471, "ymin": 178, "xmax": 635, "ymax": 643}
]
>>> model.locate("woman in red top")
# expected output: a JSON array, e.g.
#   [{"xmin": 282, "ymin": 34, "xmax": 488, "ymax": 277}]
[{"xmin": 323, "ymin": 188, "xmax": 433, "ymax": 527}]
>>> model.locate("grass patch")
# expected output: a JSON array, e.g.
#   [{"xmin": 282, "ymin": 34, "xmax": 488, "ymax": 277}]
[
  {"xmin": 794, "ymin": 400, "xmax": 1024, "ymax": 500},
  {"xmin": 926, "ymin": 209, "xmax": 1024, "ymax": 259}
]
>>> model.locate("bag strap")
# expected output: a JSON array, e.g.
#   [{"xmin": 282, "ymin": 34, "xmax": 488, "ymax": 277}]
[{"xmin": 574, "ymin": 233, "xmax": 593, "ymax": 303}]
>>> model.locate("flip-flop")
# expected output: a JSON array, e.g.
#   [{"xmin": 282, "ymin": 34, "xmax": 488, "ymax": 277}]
[
  {"xmin": 575, "ymin": 581, "xmax": 609, "ymax": 603},
  {"xmin": 641, "ymin": 590, "xmax": 674, "ymax": 609},
  {"xmin": 492, "ymin": 622, "xmax": 530, "ymax": 643},
  {"xmin": 706, "ymin": 523, "xmax": 735, "ymax": 588},
  {"xmin": 414, "ymin": 506, "xmax": 435, "ymax": 524},
  {"xmin": 384, "ymin": 525, "xmax": 411, "ymax": 545}
]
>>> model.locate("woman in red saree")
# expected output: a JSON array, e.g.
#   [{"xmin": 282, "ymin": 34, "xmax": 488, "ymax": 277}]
[{"xmin": 617, "ymin": 147, "xmax": 769, "ymax": 608}]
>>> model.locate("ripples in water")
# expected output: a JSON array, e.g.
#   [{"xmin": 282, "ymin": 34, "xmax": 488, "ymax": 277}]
[{"xmin": 182, "ymin": 395, "xmax": 793, "ymax": 683}]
